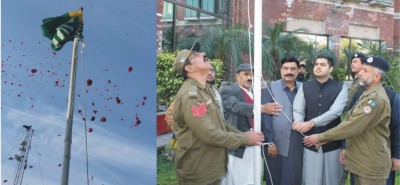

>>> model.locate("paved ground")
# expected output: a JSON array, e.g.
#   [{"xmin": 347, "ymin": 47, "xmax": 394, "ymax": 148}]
[{"xmin": 157, "ymin": 133, "xmax": 173, "ymax": 147}]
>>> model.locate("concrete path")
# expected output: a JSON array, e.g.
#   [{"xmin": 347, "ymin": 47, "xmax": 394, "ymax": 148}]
[{"xmin": 157, "ymin": 133, "xmax": 173, "ymax": 147}]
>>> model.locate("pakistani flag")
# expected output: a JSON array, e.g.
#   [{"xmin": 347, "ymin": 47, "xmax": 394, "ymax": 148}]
[{"xmin": 41, "ymin": 8, "xmax": 84, "ymax": 51}]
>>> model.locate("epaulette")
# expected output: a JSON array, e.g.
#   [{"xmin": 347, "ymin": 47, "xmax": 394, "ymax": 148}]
[
  {"xmin": 366, "ymin": 90, "xmax": 378, "ymax": 99},
  {"xmin": 188, "ymin": 84, "xmax": 198, "ymax": 98}
]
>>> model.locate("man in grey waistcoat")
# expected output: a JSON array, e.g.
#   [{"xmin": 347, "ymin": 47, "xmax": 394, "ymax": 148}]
[{"xmin": 261, "ymin": 56, "xmax": 303, "ymax": 185}]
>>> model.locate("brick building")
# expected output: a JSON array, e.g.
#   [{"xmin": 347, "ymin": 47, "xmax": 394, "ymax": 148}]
[{"xmin": 157, "ymin": 0, "xmax": 399, "ymax": 55}]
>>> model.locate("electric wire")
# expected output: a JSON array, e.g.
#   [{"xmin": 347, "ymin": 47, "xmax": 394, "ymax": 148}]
[
  {"xmin": 10, "ymin": 131, "xmax": 28, "ymax": 184},
  {"xmin": 32, "ymin": 133, "xmax": 45, "ymax": 185},
  {"xmin": 1, "ymin": 131, "xmax": 24, "ymax": 151},
  {"xmin": 1, "ymin": 132, "xmax": 25, "ymax": 164},
  {"xmin": 79, "ymin": 38, "xmax": 90, "ymax": 185}
]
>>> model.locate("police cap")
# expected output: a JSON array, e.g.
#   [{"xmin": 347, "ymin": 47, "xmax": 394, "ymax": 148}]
[
  {"xmin": 364, "ymin": 56, "xmax": 390, "ymax": 73},
  {"xmin": 351, "ymin": 53, "xmax": 367, "ymax": 63}
]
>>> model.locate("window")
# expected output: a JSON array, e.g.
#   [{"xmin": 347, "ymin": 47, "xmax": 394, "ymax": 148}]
[
  {"xmin": 185, "ymin": 0, "xmax": 216, "ymax": 19},
  {"xmin": 163, "ymin": 1, "xmax": 174, "ymax": 19},
  {"xmin": 185, "ymin": 0, "xmax": 199, "ymax": 18}
]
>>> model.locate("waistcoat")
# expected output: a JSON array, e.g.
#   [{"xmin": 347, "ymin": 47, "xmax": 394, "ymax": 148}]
[{"xmin": 303, "ymin": 78, "xmax": 342, "ymax": 152}]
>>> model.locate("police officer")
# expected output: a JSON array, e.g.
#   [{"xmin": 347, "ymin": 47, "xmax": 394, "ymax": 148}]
[
  {"xmin": 304, "ymin": 56, "xmax": 391, "ymax": 185},
  {"xmin": 347, "ymin": 53, "xmax": 367, "ymax": 106},
  {"xmin": 172, "ymin": 42, "xmax": 264, "ymax": 185}
]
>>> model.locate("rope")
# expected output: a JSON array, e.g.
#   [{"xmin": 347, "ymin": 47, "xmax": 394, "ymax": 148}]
[
  {"xmin": 261, "ymin": 77, "xmax": 306, "ymax": 137},
  {"xmin": 32, "ymin": 133, "xmax": 45, "ymax": 185},
  {"xmin": 79, "ymin": 38, "xmax": 90, "ymax": 185},
  {"xmin": 261, "ymin": 144, "xmax": 274, "ymax": 185}
]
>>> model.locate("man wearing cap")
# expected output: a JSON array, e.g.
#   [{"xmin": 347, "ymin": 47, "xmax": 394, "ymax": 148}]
[
  {"xmin": 220, "ymin": 63, "xmax": 281, "ymax": 184},
  {"xmin": 166, "ymin": 64, "xmax": 222, "ymax": 149},
  {"xmin": 347, "ymin": 53, "xmax": 367, "ymax": 106},
  {"xmin": 304, "ymin": 56, "xmax": 392, "ymax": 185},
  {"xmin": 293, "ymin": 55, "xmax": 348, "ymax": 185},
  {"xmin": 346, "ymin": 63, "xmax": 400, "ymax": 185},
  {"xmin": 339, "ymin": 53, "xmax": 367, "ymax": 184},
  {"xmin": 172, "ymin": 42, "xmax": 265, "ymax": 185},
  {"xmin": 296, "ymin": 63, "xmax": 309, "ymax": 82}
]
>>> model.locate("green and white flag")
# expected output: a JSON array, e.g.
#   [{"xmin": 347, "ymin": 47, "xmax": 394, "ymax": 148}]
[{"xmin": 41, "ymin": 8, "xmax": 83, "ymax": 51}]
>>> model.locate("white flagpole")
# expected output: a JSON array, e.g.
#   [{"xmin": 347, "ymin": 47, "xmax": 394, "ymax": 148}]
[
  {"xmin": 253, "ymin": 0, "xmax": 262, "ymax": 184},
  {"xmin": 61, "ymin": 36, "xmax": 80, "ymax": 185}
]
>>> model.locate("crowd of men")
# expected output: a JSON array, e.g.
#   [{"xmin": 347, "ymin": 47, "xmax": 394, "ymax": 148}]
[{"xmin": 167, "ymin": 42, "xmax": 399, "ymax": 185}]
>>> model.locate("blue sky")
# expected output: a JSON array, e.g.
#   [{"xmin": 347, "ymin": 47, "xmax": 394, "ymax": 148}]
[{"xmin": 2, "ymin": 1, "xmax": 157, "ymax": 184}]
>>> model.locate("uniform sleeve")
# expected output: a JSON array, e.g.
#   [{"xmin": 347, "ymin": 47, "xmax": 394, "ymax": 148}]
[
  {"xmin": 223, "ymin": 119, "xmax": 243, "ymax": 133},
  {"xmin": 293, "ymin": 85, "xmax": 306, "ymax": 122},
  {"xmin": 319, "ymin": 97, "xmax": 390, "ymax": 143},
  {"xmin": 221, "ymin": 86, "xmax": 254, "ymax": 117},
  {"xmin": 165, "ymin": 100, "xmax": 175, "ymax": 130},
  {"xmin": 312, "ymin": 84, "xmax": 348, "ymax": 127},
  {"xmin": 179, "ymin": 95, "xmax": 248, "ymax": 149},
  {"xmin": 392, "ymin": 94, "xmax": 400, "ymax": 159},
  {"xmin": 261, "ymin": 86, "xmax": 274, "ymax": 143}
]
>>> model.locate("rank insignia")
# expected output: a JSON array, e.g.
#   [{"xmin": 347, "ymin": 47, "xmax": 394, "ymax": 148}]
[
  {"xmin": 368, "ymin": 99, "xmax": 377, "ymax": 108},
  {"xmin": 362, "ymin": 105, "xmax": 372, "ymax": 114},
  {"xmin": 192, "ymin": 102, "xmax": 207, "ymax": 118}
]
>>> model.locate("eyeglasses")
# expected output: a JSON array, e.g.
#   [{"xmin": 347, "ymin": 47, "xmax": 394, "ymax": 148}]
[{"xmin": 184, "ymin": 51, "xmax": 199, "ymax": 66}]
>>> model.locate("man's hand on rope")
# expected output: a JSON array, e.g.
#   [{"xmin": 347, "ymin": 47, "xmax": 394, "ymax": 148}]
[{"xmin": 268, "ymin": 144, "xmax": 278, "ymax": 158}]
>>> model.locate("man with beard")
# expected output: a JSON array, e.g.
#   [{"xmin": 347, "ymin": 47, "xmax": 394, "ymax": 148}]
[
  {"xmin": 261, "ymin": 56, "xmax": 303, "ymax": 185},
  {"xmin": 296, "ymin": 63, "xmax": 309, "ymax": 82},
  {"xmin": 346, "ymin": 62, "xmax": 400, "ymax": 185},
  {"xmin": 207, "ymin": 64, "xmax": 223, "ymax": 113},
  {"xmin": 304, "ymin": 56, "xmax": 391, "ymax": 185},
  {"xmin": 221, "ymin": 63, "xmax": 281, "ymax": 185},
  {"xmin": 293, "ymin": 55, "xmax": 348, "ymax": 185},
  {"xmin": 172, "ymin": 42, "xmax": 265, "ymax": 185}
]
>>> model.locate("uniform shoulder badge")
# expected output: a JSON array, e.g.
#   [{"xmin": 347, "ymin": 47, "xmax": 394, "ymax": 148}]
[
  {"xmin": 192, "ymin": 101, "xmax": 207, "ymax": 118},
  {"xmin": 367, "ymin": 99, "xmax": 377, "ymax": 109},
  {"xmin": 188, "ymin": 84, "xmax": 198, "ymax": 98},
  {"xmin": 362, "ymin": 105, "xmax": 372, "ymax": 114}
]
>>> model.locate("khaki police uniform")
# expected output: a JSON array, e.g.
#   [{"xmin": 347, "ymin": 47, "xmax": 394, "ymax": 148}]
[
  {"xmin": 319, "ymin": 83, "xmax": 391, "ymax": 180},
  {"xmin": 347, "ymin": 77, "xmax": 365, "ymax": 106},
  {"xmin": 173, "ymin": 78, "xmax": 248, "ymax": 185}
]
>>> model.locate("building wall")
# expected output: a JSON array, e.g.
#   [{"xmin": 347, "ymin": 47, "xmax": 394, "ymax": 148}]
[
  {"xmin": 394, "ymin": 0, "xmax": 400, "ymax": 51},
  {"xmin": 232, "ymin": 0, "xmax": 397, "ymax": 55}
]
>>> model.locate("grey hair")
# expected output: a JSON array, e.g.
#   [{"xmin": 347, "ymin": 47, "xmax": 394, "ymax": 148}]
[{"xmin": 373, "ymin": 67, "xmax": 386, "ymax": 81}]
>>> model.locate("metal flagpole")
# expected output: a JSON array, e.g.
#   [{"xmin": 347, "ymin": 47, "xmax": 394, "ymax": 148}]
[
  {"xmin": 253, "ymin": 0, "xmax": 262, "ymax": 184},
  {"xmin": 61, "ymin": 36, "xmax": 80, "ymax": 185}
]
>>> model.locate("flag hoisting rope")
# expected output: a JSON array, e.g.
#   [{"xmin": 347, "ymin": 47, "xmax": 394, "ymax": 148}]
[
  {"xmin": 41, "ymin": 7, "xmax": 84, "ymax": 185},
  {"xmin": 253, "ymin": 0, "xmax": 263, "ymax": 184}
]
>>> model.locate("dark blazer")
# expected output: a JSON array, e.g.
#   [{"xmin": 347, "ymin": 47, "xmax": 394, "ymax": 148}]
[{"xmin": 221, "ymin": 83, "xmax": 253, "ymax": 158}]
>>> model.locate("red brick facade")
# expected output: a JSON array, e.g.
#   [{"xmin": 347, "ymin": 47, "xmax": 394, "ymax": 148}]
[
  {"xmin": 158, "ymin": 0, "xmax": 399, "ymax": 54},
  {"xmin": 231, "ymin": 0, "xmax": 398, "ymax": 54}
]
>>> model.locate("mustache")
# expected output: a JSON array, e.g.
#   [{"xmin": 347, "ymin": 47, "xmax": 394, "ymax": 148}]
[
  {"xmin": 285, "ymin": 74, "xmax": 295, "ymax": 77},
  {"xmin": 247, "ymin": 80, "xmax": 252, "ymax": 82}
]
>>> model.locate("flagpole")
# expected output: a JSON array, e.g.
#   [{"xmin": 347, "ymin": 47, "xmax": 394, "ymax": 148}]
[
  {"xmin": 253, "ymin": 0, "xmax": 262, "ymax": 184},
  {"xmin": 61, "ymin": 36, "xmax": 80, "ymax": 185}
]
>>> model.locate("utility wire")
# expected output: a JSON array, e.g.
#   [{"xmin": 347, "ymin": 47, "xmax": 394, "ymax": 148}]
[{"xmin": 32, "ymin": 133, "xmax": 45, "ymax": 185}]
